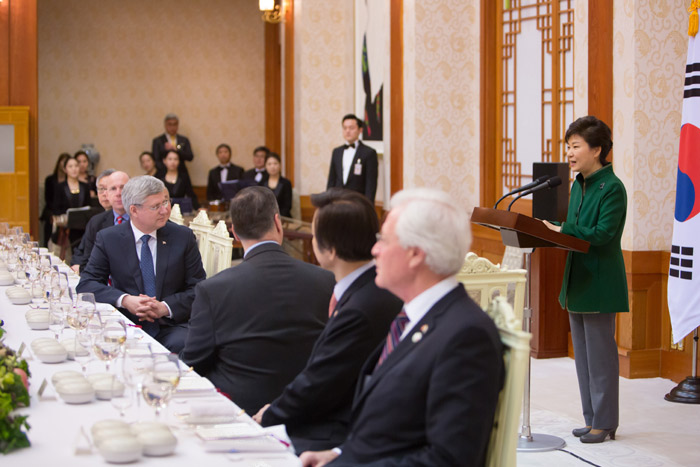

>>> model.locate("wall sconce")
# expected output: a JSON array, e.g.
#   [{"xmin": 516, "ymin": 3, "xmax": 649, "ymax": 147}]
[{"xmin": 259, "ymin": 0, "xmax": 283, "ymax": 24}]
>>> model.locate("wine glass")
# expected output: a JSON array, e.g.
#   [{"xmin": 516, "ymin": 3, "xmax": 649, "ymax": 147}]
[
  {"xmin": 76, "ymin": 293, "xmax": 97, "ymax": 318},
  {"xmin": 73, "ymin": 331, "xmax": 92, "ymax": 375},
  {"xmin": 93, "ymin": 319, "xmax": 125, "ymax": 372},
  {"xmin": 66, "ymin": 304, "xmax": 90, "ymax": 332},
  {"xmin": 110, "ymin": 373, "xmax": 133, "ymax": 417},
  {"xmin": 48, "ymin": 308, "xmax": 63, "ymax": 341},
  {"xmin": 123, "ymin": 342, "xmax": 153, "ymax": 408},
  {"xmin": 141, "ymin": 354, "xmax": 182, "ymax": 418}
]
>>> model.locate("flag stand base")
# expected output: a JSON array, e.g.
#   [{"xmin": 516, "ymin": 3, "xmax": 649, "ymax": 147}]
[
  {"xmin": 665, "ymin": 328, "xmax": 700, "ymax": 404},
  {"xmin": 664, "ymin": 377, "xmax": 700, "ymax": 404}
]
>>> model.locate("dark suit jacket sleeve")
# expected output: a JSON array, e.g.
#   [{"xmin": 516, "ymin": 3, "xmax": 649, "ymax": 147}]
[
  {"xmin": 71, "ymin": 211, "xmax": 104, "ymax": 267},
  {"xmin": 326, "ymin": 150, "xmax": 339, "ymax": 190},
  {"xmin": 364, "ymin": 148, "xmax": 378, "ymax": 202},
  {"xmin": 279, "ymin": 178, "xmax": 293, "ymax": 218},
  {"xmin": 262, "ymin": 308, "xmax": 372, "ymax": 427},
  {"xmin": 178, "ymin": 136, "xmax": 194, "ymax": 162},
  {"xmin": 180, "ymin": 281, "xmax": 216, "ymax": 374},
  {"xmin": 161, "ymin": 228, "xmax": 205, "ymax": 323},
  {"xmin": 206, "ymin": 168, "xmax": 218, "ymax": 201},
  {"xmin": 389, "ymin": 326, "xmax": 502, "ymax": 466},
  {"xmin": 76, "ymin": 231, "xmax": 129, "ymax": 306}
]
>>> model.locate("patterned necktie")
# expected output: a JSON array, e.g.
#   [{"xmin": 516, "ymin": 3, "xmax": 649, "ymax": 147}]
[
  {"xmin": 328, "ymin": 293, "xmax": 338, "ymax": 318},
  {"xmin": 374, "ymin": 310, "xmax": 409, "ymax": 371},
  {"xmin": 139, "ymin": 235, "xmax": 156, "ymax": 297},
  {"xmin": 116, "ymin": 215, "xmax": 123, "ymax": 225}
]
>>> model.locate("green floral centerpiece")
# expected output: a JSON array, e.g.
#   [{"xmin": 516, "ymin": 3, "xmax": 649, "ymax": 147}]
[{"xmin": 0, "ymin": 323, "xmax": 31, "ymax": 454}]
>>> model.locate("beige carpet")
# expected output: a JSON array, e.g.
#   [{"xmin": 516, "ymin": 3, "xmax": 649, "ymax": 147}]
[{"xmin": 517, "ymin": 357, "xmax": 700, "ymax": 467}]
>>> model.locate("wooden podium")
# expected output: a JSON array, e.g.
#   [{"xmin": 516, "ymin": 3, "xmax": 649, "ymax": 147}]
[{"xmin": 471, "ymin": 207, "xmax": 589, "ymax": 452}]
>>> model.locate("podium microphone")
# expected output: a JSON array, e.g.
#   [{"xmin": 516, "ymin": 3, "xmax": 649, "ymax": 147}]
[
  {"xmin": 507, "ymin": 175, "xmax": 562, "ymax": 211},
  {"xmin": 493, "ymin": 175, "xmax": 551, "ymax": 209}
]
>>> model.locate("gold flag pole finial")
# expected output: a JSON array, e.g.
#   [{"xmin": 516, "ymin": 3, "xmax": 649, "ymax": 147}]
[{"xmin": 690, "ymin": 0, "xmax": 700, "ymax": 37}]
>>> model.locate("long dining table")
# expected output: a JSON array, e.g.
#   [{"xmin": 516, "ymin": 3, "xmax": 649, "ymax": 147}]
[{"xmin": 1, "ymin": 258, "xmax": 301, "ymax": 466}]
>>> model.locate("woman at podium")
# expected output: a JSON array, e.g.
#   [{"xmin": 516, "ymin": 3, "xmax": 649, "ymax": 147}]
[{"xmin": 543, "ymin": 116, "xmax": 628, "ymax": 444}]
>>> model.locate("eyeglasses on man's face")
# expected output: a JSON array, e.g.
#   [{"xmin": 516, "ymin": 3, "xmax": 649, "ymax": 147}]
[{"xmin": 135, "ymin": 199, "xmax": 171, "ymax": 212}]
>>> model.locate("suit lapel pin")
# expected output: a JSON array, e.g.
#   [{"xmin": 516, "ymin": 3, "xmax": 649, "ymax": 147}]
[
  {"xmin": 412, "ymin": 332, "xmax": 423, "ymax": 343},
  {"xmin": 162, "ymin": 241, "xmax": 166, "ymax": 244},
  {"xmin": 420, "ymin": 324, "xmax": 429, "ymax": 333},
  {"xmin": 599, "ymin": 182, "xmax": 605, "ymax": 190}
]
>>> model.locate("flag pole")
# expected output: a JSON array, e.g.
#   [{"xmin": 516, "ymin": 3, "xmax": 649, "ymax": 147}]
[{"xmin": 665, "ymin": 327, "xmax": 700, "ymax": 403}]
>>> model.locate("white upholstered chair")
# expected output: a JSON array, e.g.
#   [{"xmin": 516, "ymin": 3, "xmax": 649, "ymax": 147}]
[
  {"xmin": 189, "ymin": 210, "xmax": 213, "ymax": 276},
  {"xmin": 206, "ymin": 220, "xmax": 233, "ymax": 276},
  {"xmin": 456, "ymin": 252, "xmax": 527, "ymax": 324},
  {"xmin": 484, "ymin": 296, "xmax": 532, "ymax": 467},
  {"xmin": 169, "ymin": 203, "xmax": 185, "ymax": 225}
]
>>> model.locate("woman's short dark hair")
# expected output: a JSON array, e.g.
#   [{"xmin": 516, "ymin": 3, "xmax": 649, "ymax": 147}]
[
  {"xmin": 565, "ymin": 116, "xmax": 613, "ymax": 164},
  {"xmin": 311, "ymin": 188, "xmax": 378, "ymax": 262},
  {"xmin": 53, "ymin": 153, "xmax": 71, "ymax": 176},
  {"xmin": 74, "ymin": 150, "xmax": 89, "ymax": 161},
  {"xmin": 230, "ymin": 186, "xmax": 279, "ymax": 241},
  {"xmin": 139, "ymin": 151, "xmax": 154, "ymax": 162},
  {"xmin": 265, "ymin": 152, "xmax": 281, "ymax": 164},
  {"xmin": 216, "ymin": 144, "xmax": 231, "ymax": 155}
]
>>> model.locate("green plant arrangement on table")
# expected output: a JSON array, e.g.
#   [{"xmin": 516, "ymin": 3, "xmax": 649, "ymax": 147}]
[{"xmin": 0, "ymin": 322, "xmax": 31, "ymax": 454}]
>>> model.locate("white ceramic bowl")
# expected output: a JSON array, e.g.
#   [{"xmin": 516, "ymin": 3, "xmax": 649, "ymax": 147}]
[
  {"xmin": 93, "ymin": 427, "xmax": 136, "ymax": 447},
  {"xmin": 9, "ymin": 295, "xmax": 32, "ymax": 305},
  {"xmin": 139, "ymin": 430, "xmax": 177, "ymax": 457},
  {"xmin": 98, "ymin": 436, "xmax": 142, "ymax": 464},
  {"xmin": 25, "ymin": 310, "xmax": 49, "ymax": 330},
  {"xmin": 92, "ymin": 419, "xmax": 130, "ymax": 436},
  {"xmin": 51, "ymin": 370, "xmax": 85, "ymax": 386},
  {"xmin": 55, "ymin": 380, "xmax": 95, "ymax": 404},
  {"xmin": 92, "ymin": 377, "xmax": 125, "ymax": 400},
  {"xmin": 0, "ymin": 271, "xmax": 14, "ymax": 286},
  {"xmin": 31, "ymin": 339, "xmax": 68, "ymax": 363},
  {"xmin": 130, "ymin": 421, "xmax": 171, "ymax": 435},
  {"xmin": 60, "ymin": 338, "xmax": 89, "ymax": 360}
]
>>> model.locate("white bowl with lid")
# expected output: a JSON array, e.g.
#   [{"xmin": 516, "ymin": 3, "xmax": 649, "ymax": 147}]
[
  {"xmin": 55, "ymin": 380, "xmax": 95, "ymax": 404},
  {"xmin": 139, "ymin": 429, "xmax": 177, "ymax": 457},
  {"xmin": 0, "ymin": 270, "xmax": 14, "ymax": 286},
  {"xmin": 98, "ymin": 435, "xmax": 142, "ymax": 464},
  {"xmin": 25, "ymin": 310, "xmax": 49, "ymax": 330}
]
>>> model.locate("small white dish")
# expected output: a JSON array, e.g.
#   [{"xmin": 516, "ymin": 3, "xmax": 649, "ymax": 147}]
[
  {"xmin": 93, "ymin": 427, "xmax": 136, "ymax": 447},
  {"xmin": 98, "ymin": 436, "xmax": 142, "ymax": 464},
  {"xmin": 56, "ymin": 383, "xmax": 95, "ymax": 404},
  {"xmin": 0, "ymin": 271, "xmax": 14, "ymax": 286},
  {"xmin": 25, "ymin": 310, "xmax": 49, "ymax": 330},
  {"xmin": 139, "ymin": 430, "xmax": 177, "ymax": 457},
  {"xmin": 60, "ymin": 338, "xmax": 89, "ymax": 359},
  {"xmin": 92, "ymin": 419, "xmax": 130, "ymax": 435},
  {"xmin": 51, "ymin": 370, "xmax": 85, "ymax": 386},
  {"xmin": 130, "ymin": 421, "xmax": 171, "ymax": 435},
  {"xmin": 93, "ymin": 377, "xmax": 125, "ymax": 400}
]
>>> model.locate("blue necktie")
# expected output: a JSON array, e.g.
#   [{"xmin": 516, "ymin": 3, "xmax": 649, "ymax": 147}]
[
  {"xmin": 374, "ymin": 310, "xmax": 409, "ymax": 371},
  {"xmin": 140, "ymin": 234, "xmax": 157, "ymax": 297},
  {"xmin": 138, "ymin": 234, "xmax": 159, "ymax": 337}
]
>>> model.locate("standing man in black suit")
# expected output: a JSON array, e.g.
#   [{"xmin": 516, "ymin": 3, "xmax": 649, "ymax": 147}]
[
  {"xmin": 181, "ymin": 186, "xmax": 335, "ymax": 414},
  {"xmin": 326, "ymin": 114, "xmax": 378, "ymax": 203},
  {"xmin": 71, "ymin": 170, "xmax": 130, "ymax": 273},
  {"xmin": 301, "ymin": 188, "xmax": 504, "ymax": 467},
  {"xmin": 151, "ymin": 113, "xmax": 194, "ymax": 176},
  {"xmin": 253, "ymin": 188, "xmax": 402, "ymax": 453},
  {"xmin": 77, "ymin": 176, "xmax": 206, "ymax": 353},
  {"xmin": 206, "ymin": 143, "xmax": 245, "ymax": 201},
  {"xmin": 242, "ymin": 145, "xmax": 270, "ymax": 185}
]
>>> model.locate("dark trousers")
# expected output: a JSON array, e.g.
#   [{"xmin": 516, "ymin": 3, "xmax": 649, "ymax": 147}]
[{"xmin": 569, "ymin": 312, "xmax": 619, "ymax": 429}]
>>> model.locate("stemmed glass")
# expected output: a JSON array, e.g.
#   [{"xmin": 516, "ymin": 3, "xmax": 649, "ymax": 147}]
[
  {"xmin": 123, "ymin": 342, "xmax": 153, "ymax": 409},
  {"xmin": 110, "ymin": 373, "xmax": 133, "ymax": 418},
  {"xmin": 73, "ymin": 332, "xmax": 92, "ymax": 375},
  {"xmin": 141, "ymin": 354, "xmax": 182, "ymax": 418},
  {"xmin": 93, "ymin": 319, "xmax": 126, "ymax": 372},
  {"xmin": 48, "ymin": 307, "xmax": 63, "ymax": 341}
]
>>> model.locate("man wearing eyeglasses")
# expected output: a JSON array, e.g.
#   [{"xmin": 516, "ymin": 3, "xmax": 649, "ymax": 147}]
[
  {"xmin": 71, "ymin": 170, "xmax": 130, "ymax": 273},
  {"xmin": 78, "ymin": 175, "xmax": 206, "ymax": 352}
]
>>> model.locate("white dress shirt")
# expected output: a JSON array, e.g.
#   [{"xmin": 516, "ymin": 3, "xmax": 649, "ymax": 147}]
[
  {"xmin": 220, "ymin": 164, "xmax": 230, "ymax": 183},
  {"xmin": 400, "ymin": 276, "xmax": 460, "ymax": 340},
  {"xmin": 341, "ymin": 142, "xmax": 358, "ymax": 184},
  {"xmin": 333, "ymin": 260, "xmax": 375, "ymax": 302},
  {"xmin": 116, "ymin": 223, "xmax": 172, "ymax": 317}
]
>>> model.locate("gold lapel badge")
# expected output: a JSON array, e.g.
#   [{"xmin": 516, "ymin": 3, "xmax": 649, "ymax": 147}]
[{"xmin": 420, "ymin": 324, "xmax": 429, "ymax": 333}]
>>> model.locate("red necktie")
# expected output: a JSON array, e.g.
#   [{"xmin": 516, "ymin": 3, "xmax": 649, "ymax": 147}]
[
  {"xmin": 374, "ymin": 310, "xmax": 409, "ymax": 371},
  {"xmin": 116, "ymin": 215, "xmax": 124, "ymax": 224},
  {"xmin": 328, "ymin": 293, "xmax": 338, "ymax": 318}
]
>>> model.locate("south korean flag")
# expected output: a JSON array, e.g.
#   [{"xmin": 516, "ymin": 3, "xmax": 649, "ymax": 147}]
[{"xmin": 668, "ymin": 32, "xmax": 700, "ymax": 343}]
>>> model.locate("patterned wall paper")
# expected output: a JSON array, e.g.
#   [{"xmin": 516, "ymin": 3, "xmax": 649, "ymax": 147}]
[
  {"xmin": 294, "ymin": 0, "xmax": 354, "ymax": 196},
  {"xmin": 38, "ymin": 0, "xmax": 265, "ymax": 187},
  {"xmin": 574, "ymin": 0, "xmax": 588, "ymax": 117},
  {"xmin": 612, "ymin": 0, "xmax": 687, "ymax": 251},
  {"xmin": 403, "ymin": 0, "xmax": 481, "ymax": 212}
]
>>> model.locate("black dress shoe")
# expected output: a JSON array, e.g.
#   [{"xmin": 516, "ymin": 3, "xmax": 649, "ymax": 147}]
[
  {"xmin": 572, "ymin": 426, "xmax": 591, "ymax": 437},
  {"xmin": 580, "ymin": 428, "xmax": 616, "ymax": 443}
]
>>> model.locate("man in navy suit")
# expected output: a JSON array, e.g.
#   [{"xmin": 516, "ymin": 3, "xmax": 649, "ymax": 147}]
[
  {"xmin": 206, "ymin": 143, "xmax": 245, "ymax": 201},
  {"xmin": 77, "ymin": 176, "xmax": 206, "ymax": 353},
  {"xmin": 152, "ymin": 113, "xmax": 194, "ymax": 176},
  {"xmin": 326, "ymin": 114, "xmax": 378, "ymax": 203},
  {"xmin": 301, "ymin": 188, "xmax": 504, "ymax": 467},
  {"xmin": 181, "ymin": 186, "xmax": 334, "ymax": 414},
  {"xmin": 71, "ymin": 170, "xmax": 130, "ymax": 273},
  {"xmin": 254, "ymin": 188, "xmax": 402, "ymax": 453}
]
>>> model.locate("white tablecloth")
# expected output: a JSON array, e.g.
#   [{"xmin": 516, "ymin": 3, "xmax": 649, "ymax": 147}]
[{"xmin": 0, "ymin": 271, "xmax": 300, "ymax": 466}]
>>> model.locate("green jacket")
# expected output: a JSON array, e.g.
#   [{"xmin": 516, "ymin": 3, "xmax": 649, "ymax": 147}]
[{"xmin": 559, "ymin": 164, "xmax": 629, "ymax": 313}]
